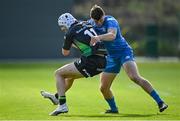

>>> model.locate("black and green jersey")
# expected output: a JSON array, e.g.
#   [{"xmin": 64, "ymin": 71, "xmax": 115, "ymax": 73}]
[{"xmin": 63, "ymin": 21, "xmax": 106, "ymax": 57}]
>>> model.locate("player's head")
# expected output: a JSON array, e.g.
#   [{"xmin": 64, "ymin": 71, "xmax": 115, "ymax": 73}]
[
  {"xmin": 90, "ymin": 5, "xmax": 105, "ymax": 26},
  {"xmin": 58, "ymin": 13, "xmax": 77, "ymax": 32}
]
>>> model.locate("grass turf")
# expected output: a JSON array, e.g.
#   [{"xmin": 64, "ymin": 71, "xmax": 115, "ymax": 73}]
[{"xmin": 0, "ymin": 60, "xmax": 180, "ymax": 120}]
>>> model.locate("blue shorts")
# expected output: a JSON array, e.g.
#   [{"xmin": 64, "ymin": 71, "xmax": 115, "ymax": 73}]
[{"xmin": 104, "ymin": 49, "xmax": 135, "ymax": 73}]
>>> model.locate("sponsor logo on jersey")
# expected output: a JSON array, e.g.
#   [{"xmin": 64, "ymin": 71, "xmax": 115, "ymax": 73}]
[
  {"xmin": 82, "ymin": 69, "xmax": 91, "ymax": 77},
  {"xmin": 125, "ymin": 56, "xmax": 130, "ymax": 60}
]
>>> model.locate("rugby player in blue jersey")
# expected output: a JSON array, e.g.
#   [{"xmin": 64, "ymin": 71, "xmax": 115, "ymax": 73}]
[{"xmin": 89, "ymin": 5, "xmax": 168, "ymax": 113}]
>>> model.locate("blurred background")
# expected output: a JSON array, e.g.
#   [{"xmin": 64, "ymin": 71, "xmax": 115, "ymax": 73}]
[{"xmin": 0, "ymin": 0, "xmax": 180, "ymax": 59}]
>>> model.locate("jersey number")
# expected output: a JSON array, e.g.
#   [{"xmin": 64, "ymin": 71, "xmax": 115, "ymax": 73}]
[{"xmin": 84, "ymin": 28, "xmax": 97, "ymax": 37}]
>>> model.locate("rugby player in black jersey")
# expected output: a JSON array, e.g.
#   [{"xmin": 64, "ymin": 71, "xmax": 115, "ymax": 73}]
[{"xmin": 41, "ymin": 13, "xmax": 107, "ymax": 116}]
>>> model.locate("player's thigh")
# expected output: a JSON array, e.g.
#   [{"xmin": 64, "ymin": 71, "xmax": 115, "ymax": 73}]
[
  {"xmin": 74, "ymin": 55, "xmax": 106, "ymax": 77},
  {"xmin": 100, "ymin": 72, "xmax": 117, "ymax": 89},
  {"xmin": 122, "ymin": 61, "xmax": 140, "ymax": 78},
  {"xmin": 56, "ymin": 62, "xmax": 83, "ymax": 79},
  {"xmin": 104, "ymin": 56, "xmax": 121, "ymax": 73}
]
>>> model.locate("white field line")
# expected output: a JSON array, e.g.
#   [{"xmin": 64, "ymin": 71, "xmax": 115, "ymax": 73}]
[{"xmin": 0, "ymin": 120, "xmax": 180, "ymax": 121}]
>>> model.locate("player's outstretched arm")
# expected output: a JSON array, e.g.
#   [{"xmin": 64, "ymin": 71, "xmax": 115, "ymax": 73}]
[{"xmin": 98, "ymin": 28, "xmax": 117, "ymax": 41}]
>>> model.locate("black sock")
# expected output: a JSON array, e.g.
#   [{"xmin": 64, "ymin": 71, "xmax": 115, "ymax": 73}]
[
  {"xmin": 55, "ymin": 93, "xmax": 58, "ymax": 99},
  {"xmin": 59, "ymin": 96, "xmax": 66, "ymax": 105}
]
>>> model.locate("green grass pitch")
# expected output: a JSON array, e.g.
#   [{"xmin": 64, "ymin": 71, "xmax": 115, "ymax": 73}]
[{"xmin": 0, "ymin": 60, "xmax": 180, "ymax": 120}]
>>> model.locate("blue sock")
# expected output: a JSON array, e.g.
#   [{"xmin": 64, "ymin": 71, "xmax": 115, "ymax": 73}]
[
  {"xmin": 105, "ymin": 97, "xmax": 118, "ymax": 111},
  {"xmin": 150, "ymin": 90, "xmax": 163, "ymax": 105}
]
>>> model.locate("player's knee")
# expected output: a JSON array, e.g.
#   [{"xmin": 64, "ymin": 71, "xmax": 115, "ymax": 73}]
[
  {"xmin": 129, "ymin": 74, "xmax": 141, "ymax": 84},
  {"xmin": 130, "ymin": 75, "xmax": 148, "ymax": 86},
  {"xmin": 54, "ymin": 68, "xmax": 63, "ymax": 77},
  {"xmin": 54, "ymin": 70, "xmax": 59, "ymax": 77},
  {"xmin": 100, "ymin": 85, "xmax": 109, "ymax": 94},
  {"xmin": 100, "ymin": 86, "xmax": 106, "ymax": 94}
]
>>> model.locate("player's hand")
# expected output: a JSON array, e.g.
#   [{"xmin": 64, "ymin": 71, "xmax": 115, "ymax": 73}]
[{"xmin": 90, "ymin": 36, "xmax": 100, "ymax": 46}]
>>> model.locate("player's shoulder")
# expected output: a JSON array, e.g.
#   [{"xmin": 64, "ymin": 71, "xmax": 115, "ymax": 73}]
[
  {"xmin": 67, "ymin": 22, "xmax": 80, "ymax": 34},
  {"xmin": 66, "ymin": 24, "xmax": 77, "ymax": 38},
  {"xmin": 104, "ymin": 15, "xmax": 119, "ymax": 27},
  {"xmin": 105, "ymin": 15, "xmax": 117, "ymax": 22},
  {"xmin": 80, "ymin": 21, "xmax": 93, "ymax": 28},
  {"xmin": 71, "ymin": 21, "xmax": 92, "ymax": 30},
  {"xmin": 87, "ymin": 19, "xmax": 96, "ymax": 26}
]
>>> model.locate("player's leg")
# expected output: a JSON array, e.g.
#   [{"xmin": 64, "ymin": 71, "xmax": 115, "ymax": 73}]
[
  {"xmin": 85, "ymin": 55, "xmax": 119, "ymax": 113},
  {"xmin": 123, "ymin": 61, "xmax": 153, "ymax": 93},
  {"xmin": 55, "ymin": 63, "xmax": 83, "ymax": 96},
  {"xmin": 50, "ymin": 55, "xmax": 107, "ymax": 116},
  {"xmin": 54, "ymin": 77, "xmax": 75, "ymax": 100},
  {"xmin": 100, "ymin": 72, "xmax": 116, "ymax": 99},
  {"xmin": 41, "ymin": 78, "xmax": 74, "ymax": 105},
  {"xmin": 99, "ymin": 56, "xmax": 120, "ymax": 113},
  {"xmin": 100, "ymin": 72, "xmax": 119, "ymax": 113},
  {"xmin": 123, "ymin": 60, "xmax": 168, "ymax": 112},
  {"xmin": 50, "ymin": 62, "xmax": 84, "ymax": 116},
  {"xmin": 65, "ymin": 78, "xmax": 74, "ymax": 91}
]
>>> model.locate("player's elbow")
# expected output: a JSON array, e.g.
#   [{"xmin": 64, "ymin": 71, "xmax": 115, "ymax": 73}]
[
  {"xmin": 106, "ymin": 33, "xmax": 116, "ymax": 40},
  {"xmin": 62, "ymin": 49, "xmax": 70, "ymax": 56},
  {"xmin": 62, "ymin": 53, "xmax": 68, "ymax": 56},
  {"xmin": 62, "ymin": 51, "xmax": 70, "ymax": 56},
  {"xmin": 110, "ymin": 33, "xmax": 116, "ymax": 40}
]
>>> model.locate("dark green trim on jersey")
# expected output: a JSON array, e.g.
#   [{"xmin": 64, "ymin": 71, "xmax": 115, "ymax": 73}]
[{"xmin": 74, "ymin": 39, "xmax": 92, "ymax": 57}]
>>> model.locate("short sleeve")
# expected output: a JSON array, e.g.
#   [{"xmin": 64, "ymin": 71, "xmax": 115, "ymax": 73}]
[{"xmin": 106, "ymin": 18, "xmax": 118, "ymax": 30}]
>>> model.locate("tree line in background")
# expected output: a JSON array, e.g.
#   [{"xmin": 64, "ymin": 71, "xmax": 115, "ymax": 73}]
[{"xmin": 73, "ymin": 0, "xmax": 180, "ymax": 57}]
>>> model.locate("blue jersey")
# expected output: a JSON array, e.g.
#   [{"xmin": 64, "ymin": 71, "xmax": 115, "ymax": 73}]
[{"xmin": 89, "ymin": 16, "xmax": 132, "ymax": 57}]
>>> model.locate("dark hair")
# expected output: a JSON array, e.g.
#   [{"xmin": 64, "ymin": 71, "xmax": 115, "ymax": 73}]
[{"xmin": 90, "ymin": 5, "xmax": 105, "ymax": 20}]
